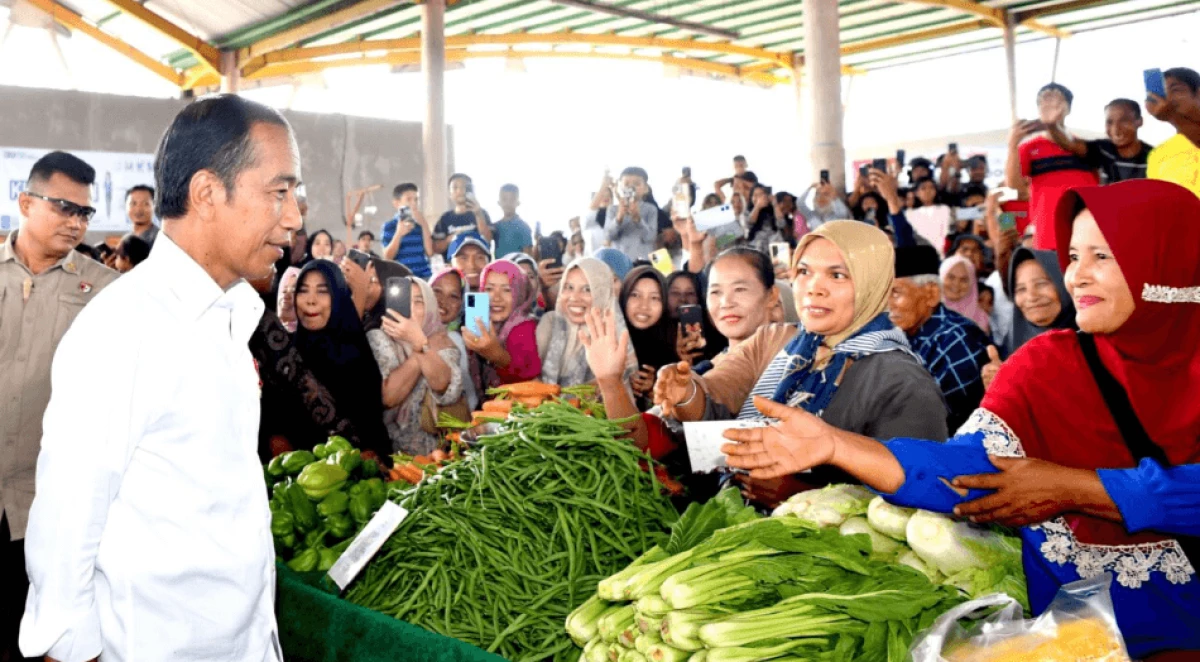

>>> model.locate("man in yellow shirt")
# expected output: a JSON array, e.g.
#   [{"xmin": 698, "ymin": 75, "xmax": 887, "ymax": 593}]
[{"xmin": 1146, "ymin": 67, "xmax": 1200, "ymax": 198}]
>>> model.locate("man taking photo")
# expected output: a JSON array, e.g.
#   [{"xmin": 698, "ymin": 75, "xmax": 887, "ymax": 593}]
[{"xmin": 20, "ymin": 94, "xmax": 301, "ymax": 662}]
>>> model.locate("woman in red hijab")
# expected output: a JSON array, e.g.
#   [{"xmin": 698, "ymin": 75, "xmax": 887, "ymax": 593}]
[{"xmin": 721, "ymin": 179, "xmax": 1200, "ymax": 659}]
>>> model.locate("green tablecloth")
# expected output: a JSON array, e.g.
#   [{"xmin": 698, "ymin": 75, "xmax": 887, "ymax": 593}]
[{"xmin": 276, "ymin": 564, "xmax": 507, "ymax": 662}]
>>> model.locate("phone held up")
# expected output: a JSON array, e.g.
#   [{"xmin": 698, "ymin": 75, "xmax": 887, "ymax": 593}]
[
  {"xmin": 819, "ymin": 170, "xmax": 830, "ymax": 185},
  {"xmin": 872, "ymin": 158, "xmax": 888, "ymax": 173},
  {"xmin": 465, "ymin": 292, "xmax": 491, "ymax": 336},
  {"xmin": 678, "ymin": 304, "xmax": 703, "ymax": 329},
  {"xmin": 769, "ymin": 242, "xmax": 791, "ymax": 270},
  {"xmin": 1144, "ymin": 68, "xmax": 1167, "ymax": 99},
  {"xmin": 539, "ymin": 236, "xmax": 564, "ymax": 269},
  {"xmin": 385, "ymin": 276, "xmax": 412, "ymax": 318},
  {"xmin": 347, "ymin": 249, "xmax": 372, "ymax": 270},
  {"xmin": 650, "ymin": 249, "xmax": 674, "ymax": 277}
]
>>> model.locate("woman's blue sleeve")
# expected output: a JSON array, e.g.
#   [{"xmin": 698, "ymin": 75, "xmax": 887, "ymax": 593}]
[
  {"xmin": 889, "ymin": 211, "xmax": 916, "ymax": 248},
  {"xmin": 1098, "ymin": 459, "xmax": 1200, "ymax": 537},
  {"xmin": 879, "ymin": 433, "xmax": 999, "ymax": 513}
]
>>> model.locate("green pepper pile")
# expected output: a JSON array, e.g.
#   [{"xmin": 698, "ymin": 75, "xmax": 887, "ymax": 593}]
[{"xmin": 265, "ymin": 436, "xmax": 388, "ymax": 573}]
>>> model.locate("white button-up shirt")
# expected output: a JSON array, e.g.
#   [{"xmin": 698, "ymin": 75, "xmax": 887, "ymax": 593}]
[{"xmin": 20, "ymin": 234, "xmax": 280, "ymax": 662}]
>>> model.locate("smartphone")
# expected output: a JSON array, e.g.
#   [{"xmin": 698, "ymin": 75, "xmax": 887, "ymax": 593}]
[
  {"xmin": 538, "ymin": 236, "xmax": 564, "ymax": 268},
  {"xmin": 819, "ymin": 169, "xmax": 830, "ymax": 185},
  {"xmin": 998, "ymin": 212, "xmax": 1017, "ymax": 233},
  {"xmin": 1144, "ymin": 68, "xmax": 1167, "ymax": 99},
  {"xmin": 858, "ymin": 164, "xmax": 869, "ymax": 179},
  {"xmin": 948, "ymin": 142, "xmax": 959, "ymax": 154},
  {"xmin": 465, "ymin": 191, "xmax": 477, "ymax": 206},
  {"xmin": 769, "ymin": 242, "xmax": 791, "ymax": 269},
  {"xmin": 672, "ymin": 184, "xmax": 691, "ymax": 219},
  {"xmin": 464, "ymin": 292, "xmax": 490, "ymax": 336},
  {"xmin": 384, "ymin": 276, "xmax": 412, "ymax": 318},
  {"xmin": 397, "ymin": 205, "xmax": 413, "ymax": 222},
  {"xmin": 678, "ymin": 304, "xmax": 702, "ymax": 329},
  {"xmin": 347, "ymin": 249, "xmax": 371, "ymax": 269},
  {"xmin": 650, "ymin": 249, "xmax": 674, "ymax": 277},
  {"xmin": 623, "ymin": 187, "xmax": 638, "ymax": 203},
  {"xmin": 682, "ymin": 166, "xmax": 691, "ymax": 178},
  {"xmin": 896, "ymin": 149, "xmax": 906, "ymax": 168},
  {"xmin": 872, "ymin": 158, "xmax": 887, "ymax": 172}
]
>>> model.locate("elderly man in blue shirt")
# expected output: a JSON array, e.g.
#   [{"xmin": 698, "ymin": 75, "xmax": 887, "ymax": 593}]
[{"xmin": 888, "ymin": 245, "xmax": 991, "ymax": 432}]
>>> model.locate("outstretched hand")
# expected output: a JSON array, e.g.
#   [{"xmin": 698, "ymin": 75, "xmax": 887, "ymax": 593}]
[{"xmin": 721, "ymin": 396, "xmax": 837, "ymax": 479}]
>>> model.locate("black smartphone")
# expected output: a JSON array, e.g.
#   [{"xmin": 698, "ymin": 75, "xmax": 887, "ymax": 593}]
[
  {"xmin": 385, "ymin": 276, "xmax": 412, "ymax": 318},
  {"xmin": 347, "ymin": 249, "xmax": 371, "ymax": 270},
  {"xmin": 872, "ymin": 158, "xmax": 887, "ymax": 172},
  {"xmin": 678, "ymin": 304, "xmax": 702, "ymax": 328},
  {"xmin": 859, "ymin": 164, "xmax": 870, "ymax": 179},
  {"xmin": 819, "ymin": 170, "xmax": 830, "ymax": 184},
  {"xmin": 896, "ymin": 149, "xmax": 906, "ymax": 168},
  {"xmin": 538, "ymin": 236, "xmax": 564, "ymax": 268},
  {"xmin": 948, "ymin": 142, "xmax": 959, "ymax": 154},
  {"xmin": 682, "ymin": 166, "xmax": 691, "ymax": 178}
]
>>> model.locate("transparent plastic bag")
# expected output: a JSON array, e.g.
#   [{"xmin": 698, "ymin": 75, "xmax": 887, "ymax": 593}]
[{"xmin": 911, "ymin": 574, "xmax": 1131, "ymax": 662}]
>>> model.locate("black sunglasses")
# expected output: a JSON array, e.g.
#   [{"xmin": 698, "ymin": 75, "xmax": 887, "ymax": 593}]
[{"xmin": 25, "ymin": 191, "xmax": 97, "ymax": 222}]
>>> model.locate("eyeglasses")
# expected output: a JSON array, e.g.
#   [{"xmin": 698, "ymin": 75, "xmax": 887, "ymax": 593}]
[{"xmin": 25, "ymin": 192, "xmax": 96, "ymax": 222}]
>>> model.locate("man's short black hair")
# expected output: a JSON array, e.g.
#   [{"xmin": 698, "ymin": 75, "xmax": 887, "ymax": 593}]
[
  {"xmin": 1105, "ymin": 98, "xmax": 1142, "ymax": 119},
  {"xmin": 118, "ymin": 233, "xmax": 152, "ymax": 266},
  {"xmin": 500, "ymin": 183, "xmax": 519, "ymax": 196},
  {"xmin": 154, "ymin": 94, "xmax": 291, "ymax": 220},
  {"xmin": 733, "ymin": 155, "xmax": 747, "ymax": 163},
  {"xmin": 620, "ymin": 167, "xmax": 648, "ymax": 182},
  {"xmin": 28, "ymin": 151, "xmax": 95, "ymax": 188},
  {"xmin": 448, "ymin": 173, "xmax": 472, "ymax": 186},
  {"xmin": 1037, "ymin": 82, "xmax": 1074, "ymax": 107},
  {"xmin": 393, "ymin": 183, "xmax": 418, "ymax": 199},
  {"xmin": 961, "ymin": 183, "xmax": 989, "ymax": 201},
  {"xmin": 358, "ymin": 230, "xmax": 375, "ymax": 241},
  {"xmin": 1164, "ymin": 67, "xmax": 1200, "ymax": 94},
  {"xmin": 125, "ymin": 184, "xmax": 155, "ymax": 201},
  {"xmin": 734, "ymin": 170, "xmax": 758, "ymax": 185}
]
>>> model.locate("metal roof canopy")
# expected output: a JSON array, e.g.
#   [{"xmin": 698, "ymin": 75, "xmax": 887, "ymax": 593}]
[{"xmin": 11, "ymin": 0, "xmax": 1196, "ymax": 92}]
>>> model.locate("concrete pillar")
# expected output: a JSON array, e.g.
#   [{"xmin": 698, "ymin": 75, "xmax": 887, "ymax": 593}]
[
  {"xmin": 791, "ymin": 54, "xmax": 807, "ymax": 187},
  {"xmin": 802, "ymin": 0, "xmax": 845, "ymax": 191},
  {"xmin": 1003, "ymin": 19, "xmax": 1018, "ymax": 124},
  {"xmin": 220, "ymin": 51, "xmax": 240, "ymax": 94},
  {"xmin": 421, "ymin": 0, "xmax": 449, "ymax": 223}
]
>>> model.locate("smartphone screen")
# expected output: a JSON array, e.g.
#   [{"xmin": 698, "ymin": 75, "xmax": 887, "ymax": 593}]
[
  {"xmin": 998, "ymin": 212, "xmax": 1017, "ymax": 233},
  {"xmin": 465, "ymin": 292, "xmax": 491, "ymax": 336},
  {"xmin": 1144, "ymin": 68, "xmax": 1167, "ymax": 98},
  {"xmin": 872, "ymin": 158, "xmax": 887, "ymax": 172},
  {"xmin": 819, "ymin": 170, "xmax": 830, "ymax": 184},
  {"xmin": 678, "ymin": 304, "xmax": 702, "ymax": 328},
  {"xmin": 539, "ymin": 236, "xmax": 563, "ymax": 268},
  {"xmin": 348, "ymin": 249, "xmax": 371, "ymax": 270},
  {"xmin": 385, "ymin": 276, "xmax": 412, "ymax": 318}
]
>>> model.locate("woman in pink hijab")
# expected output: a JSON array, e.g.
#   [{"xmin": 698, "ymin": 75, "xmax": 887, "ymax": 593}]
[
  {"xmin": 939, "ymin": 254, "xmax": 990, "ymax": 334},
  {"xmin": 464, "ymin": 259, "xmax": 542, "ymax": 387}
]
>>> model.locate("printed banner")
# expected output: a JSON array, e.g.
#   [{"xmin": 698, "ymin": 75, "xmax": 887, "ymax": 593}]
[{"xmin": 1, "ymin": 147, "xmax": 156, "ymax": 234}]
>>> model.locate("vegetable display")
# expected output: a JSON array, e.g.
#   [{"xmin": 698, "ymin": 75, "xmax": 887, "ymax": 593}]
[
  {"xmin": 771, "ymin": 485, "xmax": 1028, "ymax": 611},
  {"xmin": 568, "ymin": 490, "xmax": 967, "ymax": 662},
  {"xmin": 265, "ymin": 437, "xmax": 387, "ymax": 572},
  {"xmin": 345, "ymin": 401, "xmax": 678, "ymax": 662}
]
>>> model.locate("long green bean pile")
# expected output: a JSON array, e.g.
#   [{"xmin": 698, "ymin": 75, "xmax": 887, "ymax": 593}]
[{"xmin": 346, "ymin": 402, "xmax": 679, "ymax": 661}]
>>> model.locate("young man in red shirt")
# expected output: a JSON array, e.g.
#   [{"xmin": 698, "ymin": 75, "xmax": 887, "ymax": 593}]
[{"xmin": 1005, "ymin": 83, "xmax": 1099, "ymax": 250}]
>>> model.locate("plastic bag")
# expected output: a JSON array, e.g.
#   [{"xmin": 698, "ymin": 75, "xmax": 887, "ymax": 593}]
[{"xmin": 910, "ymin": 574, "xmax": 1131, "ymax": 662}]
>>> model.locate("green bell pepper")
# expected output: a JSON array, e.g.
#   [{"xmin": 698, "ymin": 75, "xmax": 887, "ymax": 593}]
[
  {"xmin": 325, "ymin": 513, "xmax": 354, "ymax": 539},
  {"xmin": 349, "ymin": 492, "xmax": 374, "ymax": 525},
  {"xmin": 296, "ymin": 462, "xmax": 349, "ymax": 501},
  {"xmin": 326, "ymin": 436, "xmax": 354, "ymax": 453},
  {"xmin": 360, "ymin": 458, "xmax": 379, "ymax": 479},
  {"xmin": 304, "ymin": 528, "xmax": 326, "ymax": 549},
  {"xmin": 279, "ymin": 450, "xmax": 317, "ymax": 475},
  {"xmin": 318, "ymin": 547, "xmax": 339, "ymax": 572},
  {"xmin": 271, "ymin": 479, "xmax": 292, "ymax": 503},
  {"xmin": 274, "ymin": 532, "xmax": 296, "ymax": 554},
  {"xmin": 270, "ymin": 509, "xmax": 295, "ymax": 538},
  {"xmin": 327, "ymin": 449, "xmax": 361, "ymax": 474},
  {"xmin": 287, "ymin": 548, "xmax": 319, "ymax": 572},
  {"xmin": 267, "ymin": 455, "xmax": 286, "ymax": 477},
  {"xmin": 362, "ymin": 478, "xmax": 386, "ymax": 508},
  {"xmin": 312, "ymin": 443, "xmax": 330, "ymax": 460},
  {"xmin": 287, "ymin": 483, "xmax": 317, "ymax": 532},
  {"xmin": 317, "ymin": 491, "xmax": 349, "ymax": 517}
]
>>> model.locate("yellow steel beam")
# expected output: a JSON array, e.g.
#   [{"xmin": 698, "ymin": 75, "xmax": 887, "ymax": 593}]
[
  {"xmin": 101, "ymin": 0, "xmax": 220, "ymax": 71},
  {"xmin": 898, "ymin": 0, "xmax": 1066, "ymax": 36},
  {"xmin": 841, "ymin": 19, "xmax": 992, "ymax": 55},
  {"xmin": 246, "ymin": 0, "xmax": 405, "ymax": 59},
  {"xmin": 23, "ymin": 0, "xmax": 183, "ymax": 86},
  {"xmin": 240, "ymin": 32, "xmax": 792, "ymax": 77}
]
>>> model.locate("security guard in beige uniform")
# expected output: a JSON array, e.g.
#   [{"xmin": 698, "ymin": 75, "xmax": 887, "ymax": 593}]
[{"xmin": 0, "ymin": 151, "xmax": 116, "ymax": 661}]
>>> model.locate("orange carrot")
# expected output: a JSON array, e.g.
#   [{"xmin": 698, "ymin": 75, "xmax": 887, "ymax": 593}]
[
  {"xmin": 482, "ymin": 399, "xmax": 514, "ymax": 413},
  {"xmin": 498, "ymin": 381, "xmax": 561, "ymax": 398}
]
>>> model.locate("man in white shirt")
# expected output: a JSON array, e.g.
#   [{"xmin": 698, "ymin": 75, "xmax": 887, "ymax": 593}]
[{"xmin": 20, "ymin": 94, "xmax": 303, "ymax": 662}]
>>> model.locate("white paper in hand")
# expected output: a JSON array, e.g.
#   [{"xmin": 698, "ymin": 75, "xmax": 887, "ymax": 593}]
[
  {"xmin": 327, "ymin": 501, "xmax": 409, "ymax": 590},
  {"xmin": 682, "ymin": 420, "xmax": 765, "ymax": 474}
]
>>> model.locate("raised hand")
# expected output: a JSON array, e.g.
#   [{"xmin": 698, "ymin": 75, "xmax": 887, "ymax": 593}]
[
  {"xmin": 721, "ymin": 396, "xmax": 837, "ymax": 479},
  {"xmin": 580, "ymin": 307, "xmax": 631, "ymax": 383},
  {"xmin": 654, "ymin": 361, "xmax": 695, "ymax": 419}
]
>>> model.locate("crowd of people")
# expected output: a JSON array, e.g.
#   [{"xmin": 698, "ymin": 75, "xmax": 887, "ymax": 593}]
[{"xmin": 0, "ymin": 66, "xmax": 1198, "ymax": 661}]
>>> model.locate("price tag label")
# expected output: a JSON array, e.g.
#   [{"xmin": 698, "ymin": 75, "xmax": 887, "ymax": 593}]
[
  {"xmin": 327, "ymin": 501, "xmax": 409, "ymax": 590},
  {"xmin": 682, "ymin": 420, "xmax": 764, "ymax": 474}
]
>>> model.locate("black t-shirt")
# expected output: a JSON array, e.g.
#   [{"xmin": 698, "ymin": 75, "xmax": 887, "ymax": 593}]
[
  {"xmin": 1085, "ymin": 139, "xmax": 1154, "ymax": 184},
  {"xmin": 434, "ymin": 209, "xmax": 491, "ymax": 240}
]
